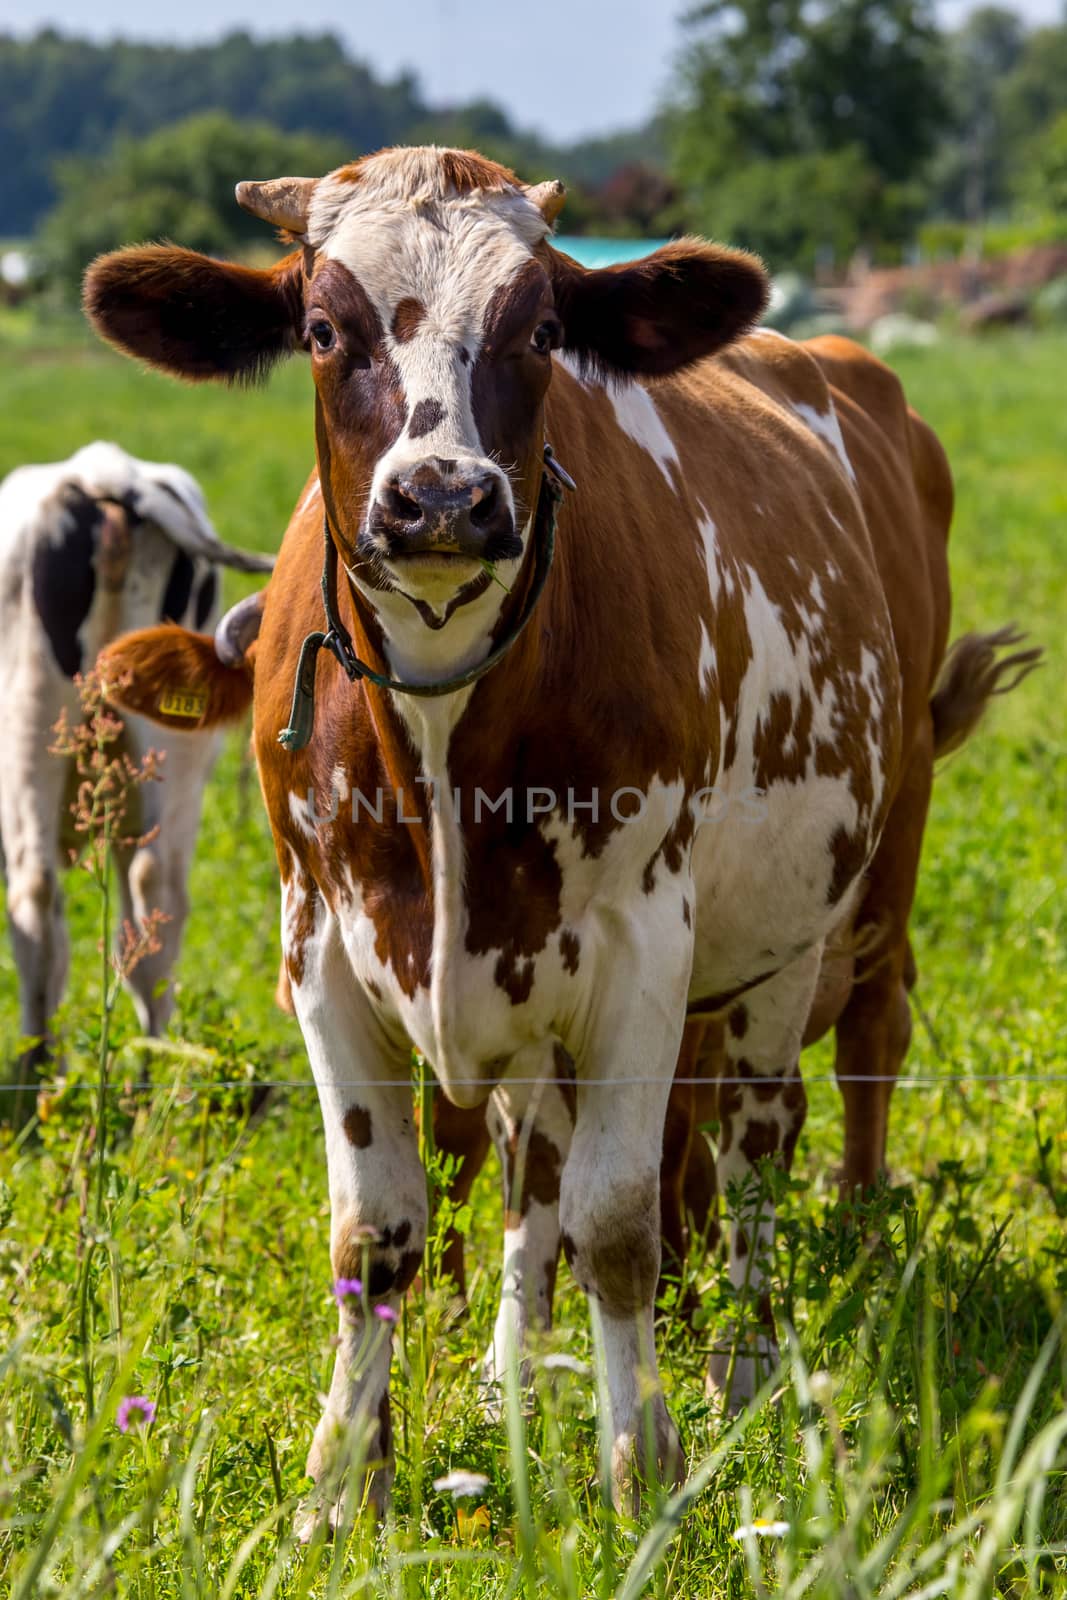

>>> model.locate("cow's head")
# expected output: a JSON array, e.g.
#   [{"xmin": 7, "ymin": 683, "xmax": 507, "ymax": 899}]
[{"xmin": 85, "ymin": 147, "xmax": 767, "ymax": 648}]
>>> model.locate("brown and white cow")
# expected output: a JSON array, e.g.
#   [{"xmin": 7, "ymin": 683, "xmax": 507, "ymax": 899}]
[
  {"xmin": 0, "ymin": 442, "xmax": 272, "ymax": 1118},
  {"xmin": 437, "ymin": 604, "xmax": 1038, "ymax": 1326},
  {"xmin": 84, "ymin": 147, "xmax": 1036, "ymax": 1520}
]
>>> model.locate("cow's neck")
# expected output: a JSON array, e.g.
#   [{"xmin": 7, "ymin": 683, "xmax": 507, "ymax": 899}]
[{"xmin": 344, "ymin": 537, "xmax": 538, "ymax": 1073}]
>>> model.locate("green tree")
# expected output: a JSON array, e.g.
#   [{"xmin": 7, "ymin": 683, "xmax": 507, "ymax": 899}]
[
  {"xmin": 0, "ymin": 29, "xmax": 429, "ymax": 236},
  {"xmin": 928, "ymin": 7, "xmax": 1026, "ymax": 222},
  {"xmin": 1015, "ymin": 110, "xmax": 1067, "ymax": 224},
  {"xmin": 669, "ymin": 0, "xmax": 948, "ymax": 267},
  {"xmin": 997, "ymin": 21, "xmax": 1067, "ymax": 160},
  {"xmin": 39, "ymin": 113, "xmax": 349, "ymax": 292}
]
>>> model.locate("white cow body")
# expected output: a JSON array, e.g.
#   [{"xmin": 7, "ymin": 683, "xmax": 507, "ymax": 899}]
[{"xmin": 0, "ymin": 442, "xmax": 269, "ymax": 1096}]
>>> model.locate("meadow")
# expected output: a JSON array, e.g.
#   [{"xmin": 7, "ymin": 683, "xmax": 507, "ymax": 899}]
[{"xmin": 0, "ymin": 325, "xmax": 1065, "ymax": 1597}]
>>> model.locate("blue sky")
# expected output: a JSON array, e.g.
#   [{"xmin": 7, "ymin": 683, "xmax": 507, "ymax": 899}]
[{"xmin": 4, "ymin": 0, "xmax": 1064, "ymax": 142}]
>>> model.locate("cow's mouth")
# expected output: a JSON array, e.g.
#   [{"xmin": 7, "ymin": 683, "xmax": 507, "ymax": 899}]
[{"xmin": 387, "ymin": 548, "xmax": 483, "ymax": 572}]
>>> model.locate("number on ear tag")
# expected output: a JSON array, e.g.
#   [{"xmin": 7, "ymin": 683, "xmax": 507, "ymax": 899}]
[{"xmin": 158, "ymin": 687, "xmax": 208, "ymax": 719}]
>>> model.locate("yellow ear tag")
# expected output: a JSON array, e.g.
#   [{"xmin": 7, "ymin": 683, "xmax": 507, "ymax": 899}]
[{"xmin": 158, "ymin": 687, "xmax": 208, "ymax": 719}]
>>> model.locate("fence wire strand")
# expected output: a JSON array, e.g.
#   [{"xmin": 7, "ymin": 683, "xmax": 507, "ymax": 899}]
[{"xmin": 3, "ymin": 1071, "xmax": 1066, "ymax": 1098}]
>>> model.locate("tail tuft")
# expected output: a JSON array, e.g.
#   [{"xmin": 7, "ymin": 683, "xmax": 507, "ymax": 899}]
[{"xmin": 930, "ymin": 625, "xmax": 1042, "ymax": 758}]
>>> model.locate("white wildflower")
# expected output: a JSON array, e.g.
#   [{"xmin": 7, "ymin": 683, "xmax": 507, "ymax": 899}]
[
  {"xmin": 733, "ymin": 1518, "xmax": 791, "ymax": 1541},
  {"xmin": 433, "ymin": 1469, "xmax": 490, "ymax": 1498},
  {"xmin": 540, "ymin": 1354, "xmax": 590, "ymax": 1376}
]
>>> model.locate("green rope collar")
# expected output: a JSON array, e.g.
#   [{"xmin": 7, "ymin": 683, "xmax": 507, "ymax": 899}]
[{"xmin": 278, "ymin": 444, "xmax": 574, "ymax": 752}]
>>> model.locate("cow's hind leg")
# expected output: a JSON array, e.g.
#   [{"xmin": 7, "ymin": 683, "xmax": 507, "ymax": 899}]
[
  {"xmin": 660, "ymin": 1019, "xmax": 723, "ymax": 1313},
  {"xmin": 835, "ymin": 728, "xmax": 933, "ymax": 1194},
  {"xmin": 113, "ymin": 719, "xmax": 221, "ymax": 1037},
  {"xmin": 286, "ymin": 888, "xmax": 426, "ymax": 1533},
  {"xmin": 430, "ymin": 1094, "xmax": 491, "ymax": 1300},
  {"xmin": 0, "ymin": 730, "xmax": 72, "ymax": 1122},
  {"xmin": 480, "ymin": 1043, "xmax": 575, "ymax": 1403},
  {"xmin": 707, "ymin": 946, "xmax": 820, "ymax": 1411}
]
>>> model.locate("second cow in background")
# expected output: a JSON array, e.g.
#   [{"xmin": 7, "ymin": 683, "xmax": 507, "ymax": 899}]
[{"xmin": 0, "ymin": 441, "xmax": 272, "ymax": 1107}]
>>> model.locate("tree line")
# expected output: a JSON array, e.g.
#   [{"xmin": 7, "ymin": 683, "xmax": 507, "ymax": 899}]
[{"xmin": 4, "ymin": 3, "xmax": 1067, "ymax": 288}]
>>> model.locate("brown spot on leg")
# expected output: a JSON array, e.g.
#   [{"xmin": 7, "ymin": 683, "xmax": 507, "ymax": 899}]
[
  {"xmin": 780, "ymin": 1079, "xmax": 808, "ymax": 1166},
  {"xmin": 503, "ymin": 1127, "xmax": 563, "ymax": 1229},
  {"xmin": 660, "ymin": 1081, "xmax": 695, "ymax": 1287},
  {"xmin": 343, "ymin": 1104, "xmax": 373, "ymax": 1148},
  {"xmin": 376, "ymin": 1392, "xmax": 393, "ymax": 1465},
  {"xmin": 553, "ymin": 1042, "xmax": 577, "ymax": 1121},
  {"xmin": 718, "ymin": 1079, "xmax": 742, "ymax": 1155},
  {"xmin": 568, "ymin": 1176, "xmax": 660, "ymax": 1316},
  {"xmin": 543, "ymin": 1254, "xmax": 558, "ymax": 1309},
  {"xmin": 432, "ymin": 1097, "xmax": 491, "ymax": 1298},
  {"xmin": 367, "ymin": 1246, "xmax": 422, "ymax": 1298},
  {"xmin": 739, "ymin": 1117, "xmax": 781, "ymax": 1165}
]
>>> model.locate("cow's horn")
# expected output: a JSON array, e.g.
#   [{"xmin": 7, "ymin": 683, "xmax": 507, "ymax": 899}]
[
  {"xmin": 215, "ymin": 589, "xmax": 267, "ymax": 667},
  {"xmin": 235, "ymin": 177, "xmax": 317, "ymax": 234},
  {"xmin": 524, "ymin": 179, "xmax": 566, "ymax": 226}
]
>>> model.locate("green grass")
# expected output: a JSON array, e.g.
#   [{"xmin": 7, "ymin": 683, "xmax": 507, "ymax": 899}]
[{"xmin": 1, "ymin": 329, "xmax": 1065, "ymax": 1596}]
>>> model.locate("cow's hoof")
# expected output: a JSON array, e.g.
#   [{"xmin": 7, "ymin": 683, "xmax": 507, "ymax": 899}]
[
  {"xmin": 293, "ymin": 1491, "xmax": 341, "ymax": 1545},
  {"xmin": 611, "ymin": 1406, "xmax": 683, "ymax": 1515},
  {"xmin": 705, "ymin": 1338, "xmax": 779, "ymax": 1414},
  {"xmin": 303, "ymin": 1412, "xmax": 392, "ymax": 1536},
  {"xmin": 294, "ymin": 1469, "xmax": 389, "ymax": 1543}
]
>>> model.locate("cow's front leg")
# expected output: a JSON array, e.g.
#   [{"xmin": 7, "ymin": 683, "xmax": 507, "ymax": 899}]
[
  {"xmin": 114, "ymin": 720, "xmax": 220, "ymax": 1036},
  {"xmin": 481, "ymin": 1043, "xmax": 575, "ymax": 1401},
  {"xmin": 707, "ymin": 947, "xmax": 820, "ymax": 1411},
  {"xmin": 559, "ymin": 954, "xmax": 689, "ymax": 1509},
  {"xmin": 286, "ymin": 897, "xmax": 426, "ymax": 1533}
]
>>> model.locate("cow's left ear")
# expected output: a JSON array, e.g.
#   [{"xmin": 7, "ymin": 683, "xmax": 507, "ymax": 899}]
[
  {"xmin": 83, "ymin": 246, "xmax": 305, "ymax": 384},
  {"xmin": 548, "ymin": 238, "xmax": 769, "ymax": 378}
]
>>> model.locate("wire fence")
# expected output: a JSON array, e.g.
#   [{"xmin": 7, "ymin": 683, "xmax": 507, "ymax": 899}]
[{"xmin": 3, "ymin": 1071, "xmax": 1065, "ymax": 1097}]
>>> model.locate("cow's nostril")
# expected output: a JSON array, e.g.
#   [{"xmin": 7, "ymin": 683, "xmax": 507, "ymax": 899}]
[
  {"xmin": 381, "ymin": 482, "xmax": 422, "ymax": 522},
  {"xmin": 469, "ymin": 478, "xmax": 499, "ymax": 526}
]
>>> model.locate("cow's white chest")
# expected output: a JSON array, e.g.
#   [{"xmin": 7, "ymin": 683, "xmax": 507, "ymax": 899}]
[{"xmin": 323, "ymin": 773, "xmax": 695, "ymax": 1103}]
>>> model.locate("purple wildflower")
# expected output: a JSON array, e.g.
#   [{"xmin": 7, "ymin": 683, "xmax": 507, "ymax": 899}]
[
  {"xmin": 333, "ymin": 1277, "xmax": 362, "ymax": 1304},
  {"xmin": 116, "ymin": 1396, "xmax": 156, "ymax": 1433},
  {"xmin": 374, "ymin": 1305, "xmax": 397, "ymax": 1322}
]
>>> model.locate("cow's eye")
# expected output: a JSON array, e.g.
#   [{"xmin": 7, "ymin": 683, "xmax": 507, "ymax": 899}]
[
  {"xmin": 309, "ymin": 319, "xmax": 336, "ymax": 352},
  {"xmin": 530, "ymin": 321, "xmax": 559, "ymax": 355}
]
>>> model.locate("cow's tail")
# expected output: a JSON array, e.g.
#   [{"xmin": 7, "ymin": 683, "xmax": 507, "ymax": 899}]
[{"xmin": 930, "ymin": 625, "xmax": 1042, "ymax": 759}]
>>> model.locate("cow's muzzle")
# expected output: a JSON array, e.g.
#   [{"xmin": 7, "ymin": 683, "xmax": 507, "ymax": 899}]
[{"xmin": 368, "ymin": 457, "xmax": 520, "ymax": 564}]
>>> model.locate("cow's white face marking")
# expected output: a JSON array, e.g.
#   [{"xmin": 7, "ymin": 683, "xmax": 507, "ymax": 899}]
[
  {"xmin": 310, "ymin": 156, "xmax": 547, "ymax": 547},
  {"xmin": 306, "ymin": 152, "xmax": 558, "ymax": 662}
]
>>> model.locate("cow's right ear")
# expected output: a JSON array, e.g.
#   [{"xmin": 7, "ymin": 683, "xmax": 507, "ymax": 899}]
[{"xmin": 83, "ymin": 246, "xmax": 305, "ymax": 384}]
